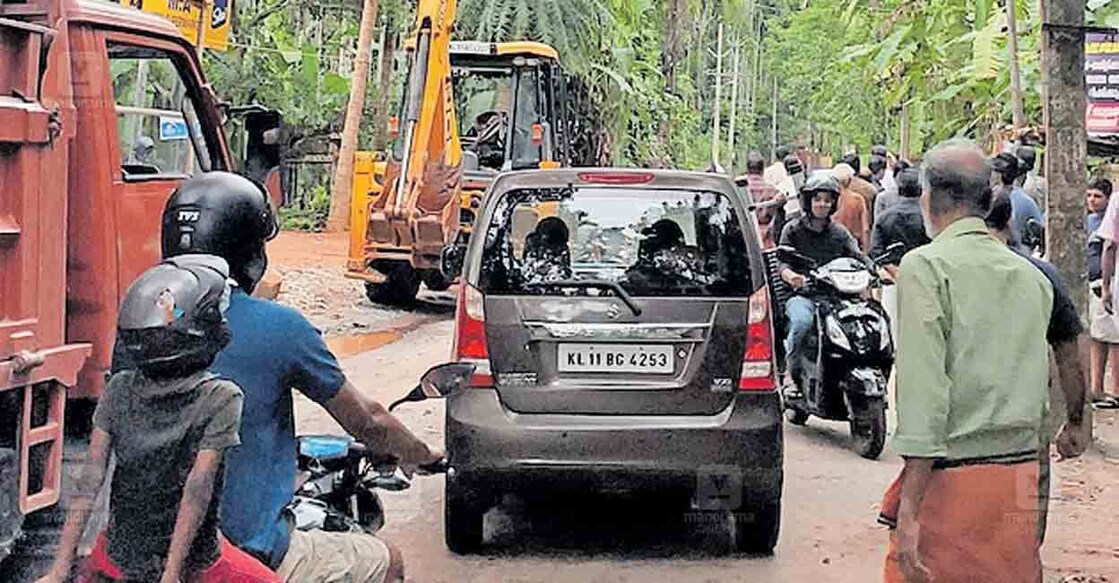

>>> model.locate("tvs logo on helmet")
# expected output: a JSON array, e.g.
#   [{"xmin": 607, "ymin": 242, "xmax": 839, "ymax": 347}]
[{"xmin": 177, "ymin": 210, "xmax": 201, "ymax": 223}]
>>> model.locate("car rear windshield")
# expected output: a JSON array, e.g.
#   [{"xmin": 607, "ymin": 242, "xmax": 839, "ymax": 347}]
[{"xmin": 477, "ymin": 186, "xmax": 755, "ymax": 297}]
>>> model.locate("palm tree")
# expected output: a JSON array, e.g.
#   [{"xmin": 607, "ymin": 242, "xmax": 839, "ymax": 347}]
[{"xmin": 456, "ymin": 0, "xmax": 611, "ymax": 71}]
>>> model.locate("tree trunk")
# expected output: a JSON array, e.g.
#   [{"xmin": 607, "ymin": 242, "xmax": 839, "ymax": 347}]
[
  {"xmin": 711, "ymin": 24, "xmax": 724, "ymax": 166},
  {"xmin": 1043, "ymin": 0, "xmax": 1087, "ymax": 317},
  {"xmin": 900, "ymin": 99, "xmax": 911, "ymax": 161},
  {"xmin": 325, "ymin": 0, "xmax": 379, "ymax": 233},
  {"xmin": 372, "ymin": 26, "xmax": 397, "ymax": 151},
  {"xmin": 659, "ymin": 0, "xmax": 687, "ymax": 144},
  {"xmin": 1006, "ymin": 0, "xmax": 1026, "ymax": 128},
  {"xmin": 728, "ymin": 41, "xmax": 741, "ymax": 170}
]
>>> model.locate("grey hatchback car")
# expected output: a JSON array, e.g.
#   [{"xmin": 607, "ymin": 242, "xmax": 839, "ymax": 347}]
[{"xmin": 443, "ymin": 168, "xmax": 782, "ymax": 554}]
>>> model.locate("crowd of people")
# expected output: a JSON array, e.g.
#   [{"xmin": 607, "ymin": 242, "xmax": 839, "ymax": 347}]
[
  {"xmin": 736, "ymin": 137, "xmax": 1113, "ymax": 581},
  {"xmin": 30, "ymin": 137, "xmax": 1116, "ymax": 583}
]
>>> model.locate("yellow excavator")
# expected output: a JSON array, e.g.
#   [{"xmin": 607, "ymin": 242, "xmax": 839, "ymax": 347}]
[{"xmin": 346, "ymin": 0, "xmax": 574, "ymax": 305}]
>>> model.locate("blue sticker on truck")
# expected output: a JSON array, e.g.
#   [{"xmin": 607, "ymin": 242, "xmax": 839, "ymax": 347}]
[{"xmin": 159, "ymin": 117, "xmax": 189, "ymax": 141}]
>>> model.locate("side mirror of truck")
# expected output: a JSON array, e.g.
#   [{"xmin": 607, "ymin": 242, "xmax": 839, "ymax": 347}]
[{"xmin": 441, "ymin": 245, "xmax": 465, "ymax": 280}]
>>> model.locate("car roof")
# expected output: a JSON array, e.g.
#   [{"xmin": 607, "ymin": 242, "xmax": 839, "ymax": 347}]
[{"xmin": 486, "ymin": 168, "xmax": 739, "ymax": 195}]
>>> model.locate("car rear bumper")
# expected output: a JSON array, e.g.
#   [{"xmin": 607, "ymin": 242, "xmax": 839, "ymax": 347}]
[{"xmin": 445, "ymin": 389, "xmax": 783, "ymax": 500}]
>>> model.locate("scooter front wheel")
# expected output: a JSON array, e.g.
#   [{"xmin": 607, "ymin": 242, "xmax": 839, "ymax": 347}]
[{"xmin": 850, "ymin": 399, "xmax": 887, "ymax": 460}]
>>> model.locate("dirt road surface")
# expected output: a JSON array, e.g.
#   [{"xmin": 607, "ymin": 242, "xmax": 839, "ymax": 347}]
[{"xmin": 296, "ymin": 319, "xmax": 1119, "ymax": 583}]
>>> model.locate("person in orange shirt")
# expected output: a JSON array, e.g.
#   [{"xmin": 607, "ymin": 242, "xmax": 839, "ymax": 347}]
[{"xmin": 830, "ymin": 163, "xmax": 870, "ymax": 250}]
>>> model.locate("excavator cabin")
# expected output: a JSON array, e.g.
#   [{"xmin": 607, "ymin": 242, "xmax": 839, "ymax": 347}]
[{"xmin": 348, "ymin": 36, "xmax": 573, "ymax": 305}]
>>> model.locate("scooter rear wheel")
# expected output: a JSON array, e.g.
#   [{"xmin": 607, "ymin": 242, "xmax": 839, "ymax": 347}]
[{"xmin": 850, "ymin": 400, "xmax": 887, "ymax": 460}]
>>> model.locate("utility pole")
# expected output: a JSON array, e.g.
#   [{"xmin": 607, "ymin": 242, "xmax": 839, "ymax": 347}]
[
  {"xmin": 728, "ymin": 41, "xmax": 741, "ymax": 170},
  {"xmin": 771, "ymin": 76, "xmax": 779, "ymax": 162},
  {"xmin": 748, "ymin": 15, "xmax": 763, "ymax": 123},
  {"xmin": 1043, "ymin": 0, "xmax": 1087, "ymax": 315},
  {"xmin": 711, "ymin": 23, "xmax": 724, "ymax": 166},
  {"xmin": 1006, "ymin": 0, "xmax": 1027, "ymax": 128}
]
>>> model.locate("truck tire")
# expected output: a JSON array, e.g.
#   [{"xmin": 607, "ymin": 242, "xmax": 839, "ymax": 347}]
[
  {"xmin": 0, "ymin": 437, "xmax": 92, "ymax": 581},
  {"xmin": 0, "ymin": 448, "xmax": 22, "ymax": 565},
  {"xmin": 365, "ymin": 264, "xmax": 420, "ymax": 306}
]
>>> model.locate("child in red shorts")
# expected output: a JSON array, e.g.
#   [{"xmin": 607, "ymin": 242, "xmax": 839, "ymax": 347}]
[{"xmin": 36, "ymin": 256, "xmax": 278, "ymax": 583}]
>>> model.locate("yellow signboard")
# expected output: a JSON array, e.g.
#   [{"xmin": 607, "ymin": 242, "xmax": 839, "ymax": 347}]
[{"xmin": 120, "ymin": 0, "xmax": 232, "ymax": 51}]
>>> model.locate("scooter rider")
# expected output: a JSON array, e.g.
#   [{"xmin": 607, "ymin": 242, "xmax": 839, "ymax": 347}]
[
  {"xmin": 778, "ymin": 173, "xmax": 864, "ymax": 395},
  {"xmin": 158, "ymin": 172, "xmax": 440, "ymax": 583}
]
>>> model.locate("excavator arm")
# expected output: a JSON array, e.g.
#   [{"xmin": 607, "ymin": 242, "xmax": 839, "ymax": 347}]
[{"xmin": 380, "ymin": 0, "xmax": 462, "ymax": 262}]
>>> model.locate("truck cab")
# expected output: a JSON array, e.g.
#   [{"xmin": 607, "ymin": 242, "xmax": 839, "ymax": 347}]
[{"xmin": 1, "ymin": 0, "xmax": 231, "ymax": 550}]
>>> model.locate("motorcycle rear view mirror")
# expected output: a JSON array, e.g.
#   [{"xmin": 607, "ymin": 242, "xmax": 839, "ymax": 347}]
[
  {"xmin": 775, "ymin": 245, "xmax": 815, "ymax": 270},
  {"xmin": 388, "ymin": 363, "xmax": 478, "ymax": 412},
  {"xmin": 874, "ymin": 242, "xmax": 906, "ymax": 266}
]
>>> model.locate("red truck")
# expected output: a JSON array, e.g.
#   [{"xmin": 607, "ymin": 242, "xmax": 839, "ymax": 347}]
[{"xmin": 0, "ymin": 0, "xmax": 267, "ymax": 573}]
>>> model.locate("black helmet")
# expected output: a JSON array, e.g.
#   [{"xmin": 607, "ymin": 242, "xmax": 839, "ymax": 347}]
[
  {"xmin": 116, "ymin": 255, "xmax": 232, "ymax": 378},
  {"xmin": 162, "ymin": 172, "xmax": 278, "ymax": 293},
  {"xmin": 799, "ymin": 171, "xmax": 841, "ymax": 216},
  {"xmin": 990, "ymin": 153, "xmax": 1019, "ymax": 186},
  {"xmin": 783, "ymin": 155, "xmax": 804, "ymax": 176}
]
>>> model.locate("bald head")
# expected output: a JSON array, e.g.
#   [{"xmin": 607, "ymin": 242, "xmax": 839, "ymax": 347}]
[
  {"xmin": 832, "ymin": 163, "xmax": 855, "ymax": 187},
  {"xmin": 921, "ymin": 139, "xmax": 992, "ymax": 218}
]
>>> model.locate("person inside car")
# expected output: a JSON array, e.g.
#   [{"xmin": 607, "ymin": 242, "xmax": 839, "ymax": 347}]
[
  {"xmin": 521, "ymin": 217, "xmax": 573, "ymax": 285},
  {"xmin": 778, "ymin": 173, "xmax": 863, "ymax": 395},
  {"xmin": 624, "ymin": 219, "xmax": 706, "ymax": 294}
]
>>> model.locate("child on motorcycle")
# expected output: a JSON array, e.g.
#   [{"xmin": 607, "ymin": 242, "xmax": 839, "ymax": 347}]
[
  {"xmin": 777, "ymin": 172, "xmax": 864, "ymax": 395},
  {"xmin": 37, "ymin": 256, "xmax": 278, "ymax": 583}
]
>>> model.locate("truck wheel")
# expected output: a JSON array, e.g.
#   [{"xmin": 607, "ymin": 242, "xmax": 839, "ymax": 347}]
[
  {"xmin": 421, "ymin": 270, "xmax": 453, "ymax": 292},
  {"xmin": 0, "ymin": 448, "xmax": 23, "ymax": 564},
  {"xmin": 733, "ymin": 499, "xmax": 780, "ymax": 555},
  {"xmin": 0, "ymin": 437, "xmax": 92, "ymax": 580},
  {"xmin": 850, "ymin": 399, "xmax": 887, "ymax": 460},
  {"xmin": 364, "ymin": 264, "xmax": 420, "ymax": 306},
  {"xmin": 444, "ymin": 476, "xmax": 485, "ymax": 554}
]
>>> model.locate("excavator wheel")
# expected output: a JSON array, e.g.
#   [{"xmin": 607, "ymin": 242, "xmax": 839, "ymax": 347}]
[
  {"xmin": 421, "ymin": 270, "xmax": 453, "ymax": 292},
  {"xmin": 365, "ymin": 263, "xmax": 421, "ymax": 306}
]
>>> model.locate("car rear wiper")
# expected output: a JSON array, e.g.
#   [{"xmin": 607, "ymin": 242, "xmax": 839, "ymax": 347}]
[{"xmin": 524, "ymin": 279, "xmax": 643, "ymax": 316}]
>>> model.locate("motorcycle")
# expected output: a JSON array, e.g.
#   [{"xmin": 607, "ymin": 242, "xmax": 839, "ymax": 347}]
[
  {"xmin": 288, "ymin": 363, "xmax": 475, "ymax": 533},
  {"xmin": 776, "ymin": 244, "xmax": 902, "ymax": 460}
]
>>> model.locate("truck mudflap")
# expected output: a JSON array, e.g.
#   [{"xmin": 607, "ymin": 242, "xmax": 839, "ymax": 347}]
[{"xmin": 1, "ymin": 343, "xmax": 90, "ymax": 514}]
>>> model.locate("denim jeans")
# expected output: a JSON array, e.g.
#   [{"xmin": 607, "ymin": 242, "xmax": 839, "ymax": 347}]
[{"xmin": 784, "ymin": 295, "xmax": 815, "ymax": 369}]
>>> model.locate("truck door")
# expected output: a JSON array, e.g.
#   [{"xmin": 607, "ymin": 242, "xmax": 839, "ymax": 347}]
[
  {"xmin": 66, "ymin": 31, "xmax": 227, "ymax": 399},
  {"xmin": 107, "ymin": 40, "xmax": 224, "ymax": 290}
]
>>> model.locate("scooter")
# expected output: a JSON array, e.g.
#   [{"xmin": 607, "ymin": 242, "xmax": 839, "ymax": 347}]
[
  {"xmin": 776, "ymin": 244, "xmax": 901, "ymax": 460},
  {"xmin": 288, "ymin": 363, "xmax": 475, "ymax": 533}
]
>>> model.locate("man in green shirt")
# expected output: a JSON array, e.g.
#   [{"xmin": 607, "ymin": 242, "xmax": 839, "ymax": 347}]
[{"xmin": 880, "ymin": 140, "xmax": 1089, "ymax": 583}]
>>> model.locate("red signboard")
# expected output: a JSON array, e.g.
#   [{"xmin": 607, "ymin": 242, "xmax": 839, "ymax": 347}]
[{"xmin": 1088, "ymin": 102, "xmax": 1119, "ymax": 135}]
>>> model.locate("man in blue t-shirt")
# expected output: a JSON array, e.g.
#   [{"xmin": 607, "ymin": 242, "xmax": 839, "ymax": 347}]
[
  {"xmin": 159, "ymin": 173, "xmax": 440, "ymax": 583},
  {"xmin": 993, "ymin": 152, "xmax": 1045, "ymax": 254}
]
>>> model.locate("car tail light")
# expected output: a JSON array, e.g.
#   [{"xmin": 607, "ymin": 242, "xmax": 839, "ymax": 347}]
[
  {"xmin": 576, "ymin": 171, "xmax": 655, "ymax": 185},
  {"xmin": 739, "ymin": 287, "xmax": 776, "ymax": 391},
  {"xmin": 531, "ymin": 122, "xmax": 544, "ymax": 146},
  {"xmin": 452, "ymin": 283, "xmax": 493, "ymax": 387}
]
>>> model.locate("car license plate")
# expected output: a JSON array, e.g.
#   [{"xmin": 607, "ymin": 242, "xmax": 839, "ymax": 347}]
[{"xmin": 557, "ymin": 344, "xmax": 674, "ymax": 374}]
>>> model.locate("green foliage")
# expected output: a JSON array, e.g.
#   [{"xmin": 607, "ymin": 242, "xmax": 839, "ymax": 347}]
[
  {"xmin": 279, "ymin": 184, "xmax": 331, "ymax": 231},
  {"xmin": 766, "ymin": 0, "xmax": 1067, "ymax": 158}
]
